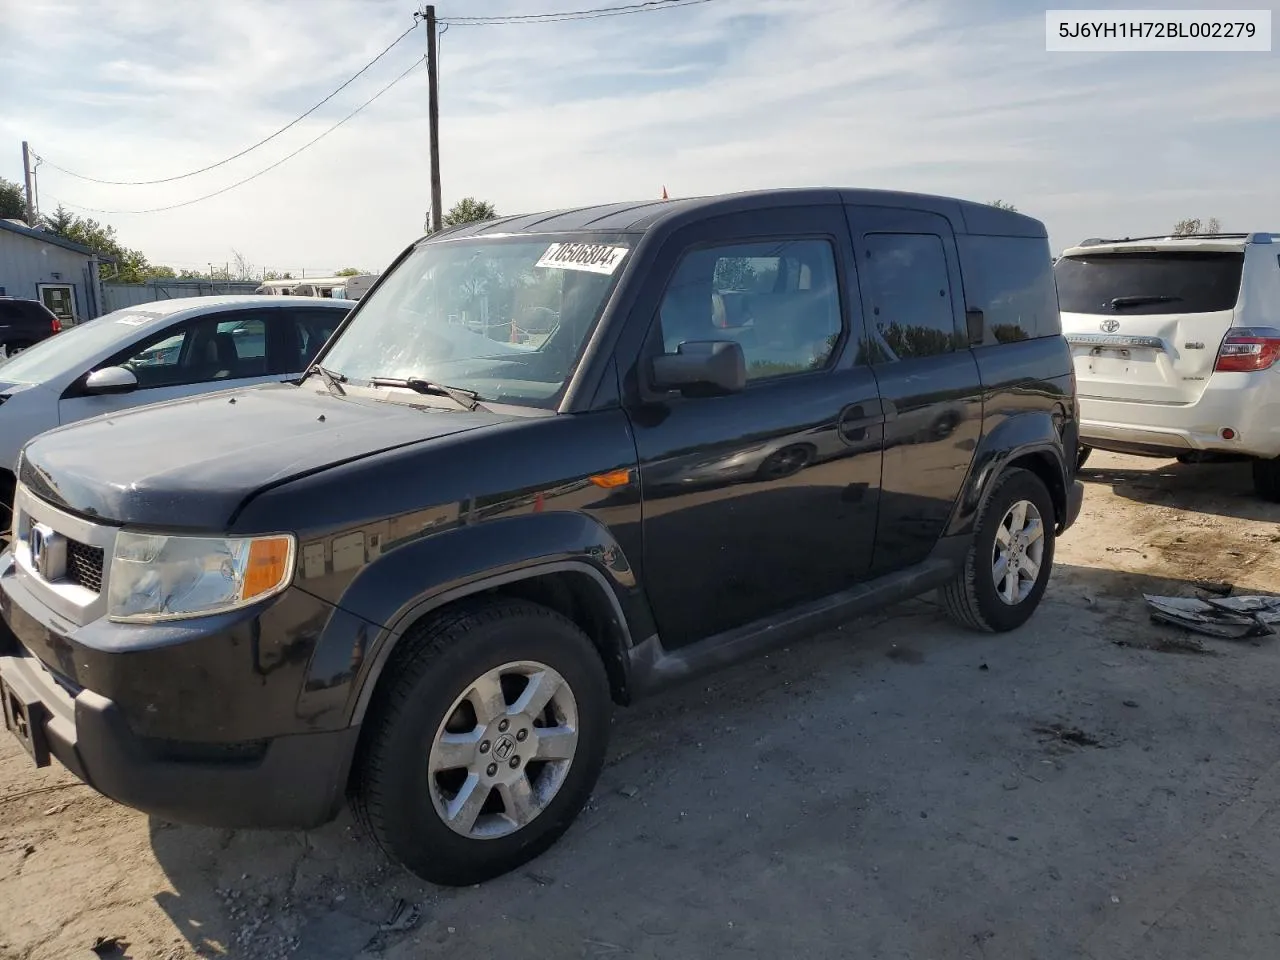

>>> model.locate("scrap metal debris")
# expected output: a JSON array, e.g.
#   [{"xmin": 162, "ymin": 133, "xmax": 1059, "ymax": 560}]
[{"xmin": 1145, "ymin": 594, "xmax": 1280, "ymax": 640}]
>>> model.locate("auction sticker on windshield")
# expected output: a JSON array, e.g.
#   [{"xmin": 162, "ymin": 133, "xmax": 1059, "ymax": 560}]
[{"xmin": 536, "ymin": 242, "xmax": 629, "ymax": 275}]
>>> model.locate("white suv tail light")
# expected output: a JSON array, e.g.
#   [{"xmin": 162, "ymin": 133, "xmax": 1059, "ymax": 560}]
[{"xmin": 1214, "ymin": 327, "xmax": 1280, "ymax": 373}]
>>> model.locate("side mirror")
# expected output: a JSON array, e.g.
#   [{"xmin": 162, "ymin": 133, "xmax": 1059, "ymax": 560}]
[
  {"xmin": 651, "ymin": 340, "xmax": 746, "ymax": 396},
  {"xmin": 84, "ymin": 366, "xmax": 139, "ymax": 395}
]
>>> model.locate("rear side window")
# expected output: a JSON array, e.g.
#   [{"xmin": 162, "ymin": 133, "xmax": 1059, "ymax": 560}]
[
  {"xmin": 1055, "ymin": 252, "xmax": 1243, "ymax": 315},
  {"xmin": 958, "ymin": 235, "xmax": 1059, "ymax": 342},
  {"xmin": 861, "ymin": 233, "xmax": 958, "ymax": 360}
]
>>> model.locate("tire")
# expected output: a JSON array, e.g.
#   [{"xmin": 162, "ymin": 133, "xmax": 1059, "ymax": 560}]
[
  {"xmin": 1253, "ymin": 457, "xmax": 1280, "ymax": 502},
  {"xmin": 1, "ymin": 341, "xmax": 30, "ymax": 360},
  {"xmin": 1076, "ymin": 445, "xmax": 1092, "ymax": 471},
  {"xmin": 755, "ymin": 443, "xmax": 814, "ymax": 481},
  {"xmin": 939, "ymin": 467, "xmax": 1056, "ymax": 633},
  {"xmin": 351, "ymin": 598, "xmax": 612, "ymax": 886}
]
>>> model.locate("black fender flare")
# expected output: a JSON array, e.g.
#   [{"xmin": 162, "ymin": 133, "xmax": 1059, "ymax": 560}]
[
  {"xmin": 315, "ymin": 512, "xmax": 650, "ymax": 725},
  {"xmin": 945, "ymin": 410, "xmax": 1072, "ymax": 539}
]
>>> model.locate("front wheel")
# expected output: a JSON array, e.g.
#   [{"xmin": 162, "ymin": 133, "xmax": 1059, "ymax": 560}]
[
  {"xmin": 351, "ymin": 599, "xmax": 612, "ymax": 886},
  {"xmin": 1253, "ymin": 457, "xmax": 1280, "ymax": 502},
  {"xmin": 939, "ymin": 467, "xmax": 1056, "ymax": 632}
]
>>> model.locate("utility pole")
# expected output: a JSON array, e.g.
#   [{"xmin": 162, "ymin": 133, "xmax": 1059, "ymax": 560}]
[
  {"xmin": 21, "ymin": 142, "xmax": 37, "ymax": 227},
  {"xmin": 425, "ymin": 5, "xmax": 443, "ymax": 233}
]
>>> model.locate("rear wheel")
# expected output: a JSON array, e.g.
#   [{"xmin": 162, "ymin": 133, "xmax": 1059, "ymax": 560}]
[
  {"xmin": 940, "ymin": 468, "xmax": 1056, "ymax": 633},
  {"xmin": 1252, "ymin": 457, "xmax": 1280, "ymax": 502},
  {"xmin": 351, "ymin": 599, "xmax": 612, "ymax": 886}
]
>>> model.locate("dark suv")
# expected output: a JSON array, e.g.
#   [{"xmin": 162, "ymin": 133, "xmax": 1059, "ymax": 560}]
[
  {"xmin": 0, "ymin": 297, "xmax": 61, "ymax": 356},
  {"xmin": 0, "ymin": 189, "xmax": 1082, "ymax": 886}
]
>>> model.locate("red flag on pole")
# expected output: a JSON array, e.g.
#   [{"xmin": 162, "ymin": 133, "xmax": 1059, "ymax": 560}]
[{"xmin": 661, "ymin": 185, "xmax": 669, "ymax": 200}]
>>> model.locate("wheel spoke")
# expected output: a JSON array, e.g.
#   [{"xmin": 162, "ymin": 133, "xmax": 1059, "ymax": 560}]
[
  {"xmin": 1023, "ymin": 519, "xmax": 1044, "ymax": 544},
  {"xmin": 1002, "ymin": 568, "xmax": 1018, "ymax": 603},
  {"xmin": 468, "ymin": 672, "xmax": 508, "ymax": 724},
  {"xmin": 533, "ymin": 726, "xmax": 578, "ymax": 761},
  {"xmin": 497, "ymin": 775, "xmax": 538, "ymax": 828},
  {"xmin": 512, "ymin": 668, "xmax": 561, "ymax": 719},
  {"xmin": 1020, "ymin": 556, "xmax": 1041, "ymax": 581},
  {"xmin": 1009, "ymin": 501, "xmax": 1028, "ymax": 532},
  {"xmin": 995, "ymin": 524, "xmax": 1013, "ymax": 548},
  {"xmin": 992, "ymin": 555, "xmax": 1010, "ymax": 587},
  {"xmin": 445, "ymin": 773, "xmax": 490, "ymax": 833},
  {"xmin": 432, "ymin": 728, "xmax": 483, "ymax": 772}
]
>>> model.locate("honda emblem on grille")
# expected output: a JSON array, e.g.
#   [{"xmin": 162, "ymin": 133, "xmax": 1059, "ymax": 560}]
[
  {"xmin": 1100, "ymin": 319, "xmax": 1120, "ymax": 333},
  {"xmin": 28, "ymin": 523, "xmax": 66, "ymax": 581}
]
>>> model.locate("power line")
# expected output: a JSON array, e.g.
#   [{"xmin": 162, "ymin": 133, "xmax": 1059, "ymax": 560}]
[
  {"xmin": 440, "ymin": 0, "xmax": 717, "ymax": 25},
  {"xmin": 45, "ymin": 56, "xmax": 425, "ymax": 216},
  {"xmin": 33, "ymin": 21, "xmax": 420, "ymax": 186}
]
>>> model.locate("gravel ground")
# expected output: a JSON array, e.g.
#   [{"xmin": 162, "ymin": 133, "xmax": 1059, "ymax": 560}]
[{"xmin": 2, "ymin": 450, "xmax": 1279, "ymax": 960}]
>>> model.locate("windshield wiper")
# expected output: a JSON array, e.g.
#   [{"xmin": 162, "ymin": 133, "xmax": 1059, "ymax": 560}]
[
  {"xmin": 1110, "ymin": 295, "xmax": 1182, "ymax": 308},
  {"xmin": 299, "ymin": 363, "xmax": 347, "ymax": 395},
  {"xmin": 368, "ymin": 376, "xmax": 483, "ymax": 411}
]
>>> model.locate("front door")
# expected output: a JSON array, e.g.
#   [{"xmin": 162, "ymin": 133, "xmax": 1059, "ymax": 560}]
[
  {"xmin": 59, "ymin": 309, "xmax": 291, "ymax": 426},
  {"xmin": 624, "ymin": 204, "xmax": 885, "ymax": 649},
  {"xmin": 844, "ymin": 205, "xmax": 986, "ymax": 573},
  {"xmin": 37, "ymin": 284, "xmax": 75, "ymax": 324}
]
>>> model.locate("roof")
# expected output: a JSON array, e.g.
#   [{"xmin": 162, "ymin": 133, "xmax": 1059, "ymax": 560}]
[
  {"xmin": 427, "ymin": 188, "xmax": 1047, "ymax": 242},
  {"xmin": 0, "ymin": 218, "xmax": 97, "ymax": 257},
  {"xmin": 103, "ymin": 294, "xmax": 353, "ymax": 319}
]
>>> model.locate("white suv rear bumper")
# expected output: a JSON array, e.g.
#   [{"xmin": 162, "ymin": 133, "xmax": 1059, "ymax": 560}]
[{"xmin": 1079, "ymin": 374, "xmax": 1280, "ymax": 459}]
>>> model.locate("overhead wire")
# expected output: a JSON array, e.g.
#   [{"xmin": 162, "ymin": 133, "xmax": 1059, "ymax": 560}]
[
  {"xmin": 46, "ymin": 55, "xmax": 426, "ymax": 216},
  {"xmin": 439, "ymin": 0, "xmax": 717, "ymax": 25},
  {"xmin": 32, "ymin": 21, "xmax": 420, "ymax": 186}
]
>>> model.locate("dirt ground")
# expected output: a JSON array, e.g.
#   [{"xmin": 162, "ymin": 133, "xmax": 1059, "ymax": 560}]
[{"xmin": 3, "ymin": 451, "xmax": 1280, "ymax": 960}]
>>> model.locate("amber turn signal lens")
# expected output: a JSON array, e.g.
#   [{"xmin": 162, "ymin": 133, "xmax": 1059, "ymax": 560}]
[
  {"xmin": 589, "ymin": 469, "xmax": 631, "ymax": 489},
  {"xmin": 243, "ymin": 536, "xmax": 294, "ymax": 601}
]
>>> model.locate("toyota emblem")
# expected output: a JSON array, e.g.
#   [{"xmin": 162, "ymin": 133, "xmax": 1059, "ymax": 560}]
[{"xmin": 1100, "ymin": 319, "xmax": 1120, "ymax": 333}]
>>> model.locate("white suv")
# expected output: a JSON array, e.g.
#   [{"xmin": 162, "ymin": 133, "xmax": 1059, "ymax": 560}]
[{"xmin": 1056, "ymin": 232, "xmax": 1280, "ymax": 500}]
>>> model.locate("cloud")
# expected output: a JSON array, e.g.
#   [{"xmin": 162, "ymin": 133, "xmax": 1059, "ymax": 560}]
[{"xmin": 1, "ymin": 0, "xmax": 1276, "ymax": 273}]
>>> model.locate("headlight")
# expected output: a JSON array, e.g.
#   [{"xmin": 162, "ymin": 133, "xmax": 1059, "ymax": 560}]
[{"xmin": 107, "ymin": 531, "xmax": 296, "ymax": 623}]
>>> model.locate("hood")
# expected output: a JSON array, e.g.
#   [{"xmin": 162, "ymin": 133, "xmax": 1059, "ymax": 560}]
[{"xmin": 19, "ymin": 383, "xmax": 516, "ymax": 528}]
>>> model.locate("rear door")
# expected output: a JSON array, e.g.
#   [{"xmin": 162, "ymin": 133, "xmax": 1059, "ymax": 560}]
[
  {"xmin": 844, "ymin": 206, "xmax": 986, "ymax": 573},
  {"xmin": 1055, "ymin": 248, "xmax": 1244, "ymax": 403}
]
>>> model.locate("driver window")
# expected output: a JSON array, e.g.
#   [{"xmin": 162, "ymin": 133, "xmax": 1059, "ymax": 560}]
[
  {"xmin": 657, "ymin": 239, "xmax": 844, "ymax": 381},
  {"xmin": 105, "ymin": 317, "xmax": 245, "ymax": 389}
]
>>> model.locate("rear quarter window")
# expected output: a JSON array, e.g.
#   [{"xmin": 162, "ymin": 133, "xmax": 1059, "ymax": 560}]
[
  {"xmin": 957, "ymin": 235, "xmax": 1059, "ymax": 343},
  {"xmin": 1054, "ymin": 251, "xmax": 1244, "ymax": 315}
]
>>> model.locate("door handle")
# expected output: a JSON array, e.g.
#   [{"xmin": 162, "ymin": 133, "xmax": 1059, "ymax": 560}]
[{"xmin": 838, "ymin": 398, "xmax": 886, "ymax": 444}]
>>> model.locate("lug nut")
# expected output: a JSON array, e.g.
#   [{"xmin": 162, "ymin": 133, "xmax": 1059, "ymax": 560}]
[
  {"xmin": 516, "ymin": 729, "xmax": 528, "ymax": 742},
  {"xmin": 498, "ymin": 719, "xmax": 510, "ymax": 733},
  {"xmin": 479, "ymin": 740, "xmax": 491, "ymax": 754},
  {"xmin": 509, "ymin": 756, "xmax": 521, "ymax": 769},
  {"xmin": 486, "ymin": 763, "xmax": 498, "ymax": 777}
]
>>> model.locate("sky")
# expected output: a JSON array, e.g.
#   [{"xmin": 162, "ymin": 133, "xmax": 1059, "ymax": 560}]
[{"xmin": 1, "ymin": 0, "xmax": 1277, "ymax": 275}]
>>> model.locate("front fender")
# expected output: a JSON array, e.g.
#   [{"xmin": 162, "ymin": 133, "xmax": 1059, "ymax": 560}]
[
  {"xmin": 295, "ymin": 511, "xmax": 653, "ymax": 726},
  {"xmin": 945, "ymin": 408, "xmax": 1072, "ymax": 539}
]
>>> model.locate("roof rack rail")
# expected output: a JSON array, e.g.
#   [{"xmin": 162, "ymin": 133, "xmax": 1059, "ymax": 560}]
[{"xmin": 1073, "ymin": 232, "xmax": 1264, "ymax": 247}]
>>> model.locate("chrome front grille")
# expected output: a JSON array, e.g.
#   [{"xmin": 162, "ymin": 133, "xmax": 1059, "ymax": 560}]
[
  {"xmin": 11, "ymin": 483, "xmax": 117, "ymax": 627},
  {"xmin": 66, "ymin": 539, "xmax": 105, "ymax": 594}
]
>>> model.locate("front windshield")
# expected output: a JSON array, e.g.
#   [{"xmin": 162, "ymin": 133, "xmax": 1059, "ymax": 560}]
[
  {"xmin": 0, "ymin": 309, "xmax": 162, "ymax": 384},
  {"xmin": 319, "ymin": 235, "xmax": 633, "ymax": 407}
]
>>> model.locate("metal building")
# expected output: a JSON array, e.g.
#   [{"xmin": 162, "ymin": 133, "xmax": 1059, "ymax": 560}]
[{"xmin": 0, "ymin": 219, "xmax": 104, "ymax": 326}]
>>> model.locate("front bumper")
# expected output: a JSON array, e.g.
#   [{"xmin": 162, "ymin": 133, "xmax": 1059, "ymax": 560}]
[
  {"xmin": 0, "ymin": 548, "xmax": 360, "ymax": 830},
  {"xmin": 0, "ymin": 648, "xmax": 357, "ymax": 829}
]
